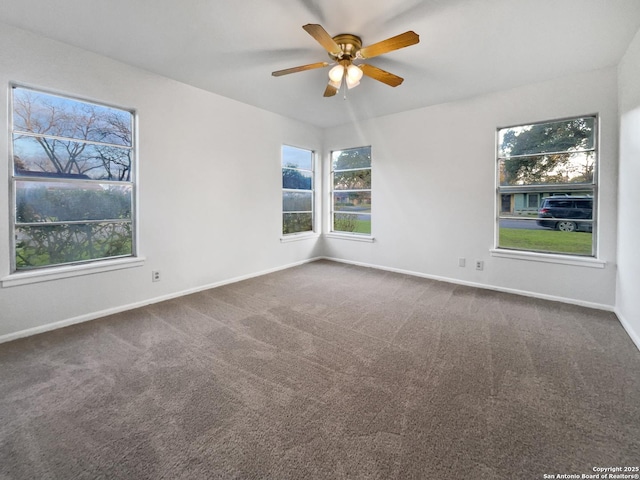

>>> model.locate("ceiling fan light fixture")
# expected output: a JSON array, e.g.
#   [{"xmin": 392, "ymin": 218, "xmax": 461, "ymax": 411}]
[
  {"xmin": 345, "ymin": 76, "xmax": 360, "ymax": 89},
  {"xmin": 272, "ymin": 24, "xmax": 420, "ymax": 97},
  {"xmin": 328, "ymin": 64, "xmax": 345, "ymax": 83},
  {"xmin": 347, "ymin": 64, "xmax": 363, "ymax": 82},
  {"xmin": 345, "ymin": 65, "xmax": 362, "ymax": 89}
]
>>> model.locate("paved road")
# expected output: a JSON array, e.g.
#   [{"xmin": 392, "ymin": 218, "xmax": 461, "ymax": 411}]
[{"xmin": 500, "ymin": 219, "xmax": 546, "ymax": 230}]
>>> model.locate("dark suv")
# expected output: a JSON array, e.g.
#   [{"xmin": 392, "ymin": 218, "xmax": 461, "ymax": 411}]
[{"xmin": 536, "ymin": 196, "xmax": 593, "ymax": 232}]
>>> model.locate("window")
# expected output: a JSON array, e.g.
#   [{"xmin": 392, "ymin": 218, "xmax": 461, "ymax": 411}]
[
  {"xmin": 331, "ymin": 146, "xmax": 371, "ymax": 235},
  {"xmin": 282, "ymin": 145, "xmax": 314, "ymax": 235},
  {"xmin": 10, "ymin": 86, "xmax": 135, "ymax": 271},
  {"xmin": 497, "ymin": 116, "xmax": 596, "ymax": 256}
]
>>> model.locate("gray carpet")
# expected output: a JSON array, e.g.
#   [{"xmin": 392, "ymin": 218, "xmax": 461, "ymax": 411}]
[{"xmin": 1, "ymin": 260, "xmax": 639, "ymax": 479}]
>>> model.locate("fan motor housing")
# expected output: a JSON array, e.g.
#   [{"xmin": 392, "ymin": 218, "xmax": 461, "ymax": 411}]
[{"xmin": 330, "ymin": 34, "xmax": 362, "ymax": 60}]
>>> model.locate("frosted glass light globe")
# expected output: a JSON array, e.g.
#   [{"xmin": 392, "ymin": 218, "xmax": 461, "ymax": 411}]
[{"xmin": 328, "ymin": 64, "xmax": 345, "ymax": 83}]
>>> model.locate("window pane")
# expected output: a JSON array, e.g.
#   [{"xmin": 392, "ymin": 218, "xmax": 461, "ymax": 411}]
[
  {"xmin": 283, "ymin": 191, "xmax": 312, "ymax": 212},
  {"xmin": 333, "ymin": 213, "xmax": 371, "ymax": 234},
  {"xmin": 282, "ymin": 145, "xmax": 312, "ymax": 170},
  {"xmin": 498, "ymin": 117, "xmax": 594, "ymax": 158},
  {"xmin": 282, "ymin": 168, "xmax": 312, "ymax": 190},
  {"xmin": 281, "ymin": 145, "xmax": 313, "ymax": 236},
  {"xmin": 16, "ymin": 181, "xmax": 132, "ymax": 222},
  {"xmin": 16, "ymin": 222, "xmax": 132, "ymax": 269},
  {"xmin": 13, "ymin": 135, "xmax": 132, "ymax": 181},
  {"xmin": 283, "ymin": 213, "xmax": 312, "ymax": 234},
  {"xmin": 498, "ymin": 228, "xmax": 592, "ymax": 255},
  {"xmin": 497, "ymin": 116, "xmax": 596, "ymax": 257},
  {"xmin": 13, "ymin": 87, "xmax": 132, "ymax": 146},
  {"xmin": 333, "ymin": 169, "xmax": 371, "ymax": 190},
  {"xmin": 334, "ymin": 192, "xmax": 371, "ymax": 213},
  {"xmin": 332, "ymin": 146, "xmax": 371, "ymax": 170},
  {"xmin": 498, "ymin": 193, "xmax": 593, "ymax": 255},
  {"xmin": 499, "ymin": 152, "xmax": 594, "ymax": 186},
  {"xmin": 11, "ymin": 86, "xmax": 136, "ymax": 271}
]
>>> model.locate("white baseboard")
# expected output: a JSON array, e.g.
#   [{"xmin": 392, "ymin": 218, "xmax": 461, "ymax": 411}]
[
  {"xmin": 0, "ymin": 257, "xmax": 323, "ymax": 345},
  {"xmin": 319, "ymin": 256, "xmax": 616, "ymax": 312},
  {"xmin": 614, "ymin": 308, "xmax": 640, "ymax": 352}
]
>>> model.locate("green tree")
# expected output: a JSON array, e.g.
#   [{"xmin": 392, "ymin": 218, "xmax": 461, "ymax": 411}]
[
  {"xmin": 15, "ymin": 187, "xmax": 132, "ymax": 268},
  {"xmin": 500, "ymin": 118, "xmax": 594, "ymax": 186},
  {"xmin": 17, "ymin": 223, "xmax": 132, "ymax": 268},
  {"xmin": 282, "ymin": 165, "xmax": 311, "ymax": 189},
  {"xmin": 333, "ymin": 147, "xmax": 371, "ymax": 200},
  {"xmin": 334, "ymin": 213, "xmax": 358, "ymax": 232},
  {"xmin": 17, "ymin": 187, "xmax": 130, "ymax": 223},
  {"xmin": 333, "ymin": 147, "xmax": 371, "ymax": 170},
  {"xmin": 283, "ymin": 213, "xmax": 312, "ymax": 234}
]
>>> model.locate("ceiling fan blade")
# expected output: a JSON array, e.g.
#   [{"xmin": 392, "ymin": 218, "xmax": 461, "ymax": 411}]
[
  {"xmin": 303, "ymin": 24, "xmax": 342, "ymax": 56},
  {"xmin": 359, "ymin": 64, "xmax": 404, "ymax": 87},
  {"xmin": 323, "ymin": 83, "xmax": 338, "ymax": 97},
  {"xmin": 272, "ymin": 61, "xmax": 329, "ymax": 77},
  {"xmin": 359, "ymin": 31, "xmax": 419, "ymax": 59}
]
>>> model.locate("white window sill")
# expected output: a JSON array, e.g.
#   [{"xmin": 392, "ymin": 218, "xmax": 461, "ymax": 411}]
[
  {"xmin": 280, "ymin": 232, "xmax": 320, "ymax": 243},
  {"xmin": 324, "ymin": 233, "xmax": 375, "ymax": 243},
  {"xmin": 489, "ymin": 249, "xmax": 605, "ymax": 268},
  {"xmin": 1, "ymin": 256, "xmax": 146, "ymax": 288}
]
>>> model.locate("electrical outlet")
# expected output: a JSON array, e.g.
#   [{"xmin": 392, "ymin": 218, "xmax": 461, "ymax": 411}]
[
  {"xmin": 458, "ymin": 257, "xmax": 466, "ymax": 267},
  {"xmin": 475, "ymin": 260, "xmax": 484, "ymax": 271},
  {"xmin": 152, "ymin": 271, "xmax": 161, "ymax": 282}
]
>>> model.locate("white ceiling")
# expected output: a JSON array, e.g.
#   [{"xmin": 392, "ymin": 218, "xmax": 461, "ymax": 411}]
[{"xmin": 2, "ymin": 0, "xmax": 640, "ymax": 128}]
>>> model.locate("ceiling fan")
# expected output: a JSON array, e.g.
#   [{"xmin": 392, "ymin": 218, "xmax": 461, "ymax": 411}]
[{"xmin": 272, "ymin": 24, "xmax": 419, "ymax": 97}]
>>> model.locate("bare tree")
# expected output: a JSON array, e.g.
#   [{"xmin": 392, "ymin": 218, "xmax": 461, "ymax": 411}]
[{"xmin": 13, "ymin": 90, "xmax": 132, "ymax": 180}]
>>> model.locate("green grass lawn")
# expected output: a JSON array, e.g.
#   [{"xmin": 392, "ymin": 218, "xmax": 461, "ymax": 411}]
[
  {"xmin": 353, "ymin": 219, "xmax": 371, "ymax": 234},
  {"xmin": 499, "ymin": 228, "xmax": 592, "ymax": 255},
  {"xmin": 334, "ymin": 216, "xmax": 371, "ymax": 234}
]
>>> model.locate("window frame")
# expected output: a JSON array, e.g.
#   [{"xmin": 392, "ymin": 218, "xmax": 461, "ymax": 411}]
[
  {"xmin": 495, "ymin": 114, "xmax": 598, "ymax": 258},
  {"xmin": 281, "ymin": 144, "xmax": 315, "ymax": 237},
  {"xmin": 8, "ymin": 84, "xmax": 138, "ymax": 273},
  {"xmin": 330, "ymin": 145, "xmax": 372, "ymax": 237},
  {"xmin": 527, "ymin": 193, "xmax": 539, "ymax": 209}
]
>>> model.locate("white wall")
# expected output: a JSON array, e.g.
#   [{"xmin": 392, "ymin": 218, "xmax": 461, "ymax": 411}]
[
  {"xmin": 323, "ymin": 68, "xmax": 619, "ymax": 308},
  {"xmin": 0, "ymin": 22, "xmax": 630, "ymax": 341},
  {"xmin": 617, "ymin": 28, "xmax": 640, "ymax": 347},
  {"xmin": 0, "ymin": 24, "xmax": 323, "ymax": 339}
]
